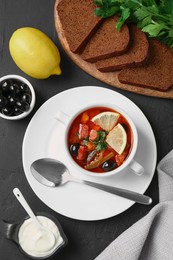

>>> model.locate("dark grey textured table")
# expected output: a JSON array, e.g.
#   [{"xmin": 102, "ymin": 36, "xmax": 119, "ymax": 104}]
[{"xmin": 0, "ymin": 1, "xmax": 173, "ymax": 259}]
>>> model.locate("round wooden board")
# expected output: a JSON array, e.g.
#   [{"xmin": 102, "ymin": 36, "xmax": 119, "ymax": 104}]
[{"xmin": 54, "ymin": 0, "xmax": 173, "ymax": 99}]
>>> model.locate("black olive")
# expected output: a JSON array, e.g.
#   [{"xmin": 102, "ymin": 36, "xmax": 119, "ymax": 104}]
[
  {"xmin": 1, "ymin": 106, "xmax": 13, "ymax": 116},
  {"xmin": 19, "ymin": 83, "xmax": 30, "ymax": 94},
  {"xmin": 0, "ymin": 96, "xmax": 8, "ymax": 108},
  {"xmin": 20, "ymin": 93, "xmax": 32, "ymax": 104},
  {"xmin": 13, "ymin": 106, "xmax": 22, "ymax": 116},
  {"xmin": 102, "ymin": 160, "xmax": 117, "ymax": 172},
  {"xmin": 8, "ymin": 96, "xmax": 17, "ymax": 105},
  {"xmin": 70, "ymin": 143, "xmax": 80, "ymax": 156},
  {"xmin": 16, "ymin": 101, "xmax": 30, "ymax": 112},
  {"xmin": 1, "ymin": 79, "xmax": 13, "ymax": 91},
  {"xmin": 12, "ymin": 81, "xmax": 20, "ymax": 94}
]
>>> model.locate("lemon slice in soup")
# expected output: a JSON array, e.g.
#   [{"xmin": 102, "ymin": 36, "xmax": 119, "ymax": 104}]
[
  {"xmin": 106, "ymin": 123, "xmax": 127, "ymax": 154},
  {"xmin": 91, "ymin": 111, "xmax": 120, "ymax": 131}
]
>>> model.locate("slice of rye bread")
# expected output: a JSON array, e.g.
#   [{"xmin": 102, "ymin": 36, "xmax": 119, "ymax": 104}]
[
  {"xmin": 81, "ymin": 16, "xmax": 130, "ymax": 63},
  {"xmin": 96, "ymin": 24, "xmax": 149, "ymax": 72},
  {"xmin": 56, "ymin": 0, "xmax": 103, "ymax": 53},
  {"xmin": 118, "ymin": 39, "xmax": 173, "ymax": 91}
]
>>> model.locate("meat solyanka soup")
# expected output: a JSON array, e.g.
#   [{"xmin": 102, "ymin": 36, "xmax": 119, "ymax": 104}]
[{"xmin": 67, "ymin": 107, "xmax": 133, "ymax": 173}]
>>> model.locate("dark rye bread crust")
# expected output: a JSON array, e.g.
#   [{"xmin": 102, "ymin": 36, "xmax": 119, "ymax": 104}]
[
  {"xmin": 118, "ymin": 39, "xmax": 173, "ymax": 91},
  {"xmin": 96, "ymin": 24, "xmax": 149, "ymax": 72},
  {"xmin": 57, "ymin": 0, "xmax": 103, "ymax": 53},
  {"xmin": 81, "ymin": 16, "xmax": 130, "ymax": 63}
]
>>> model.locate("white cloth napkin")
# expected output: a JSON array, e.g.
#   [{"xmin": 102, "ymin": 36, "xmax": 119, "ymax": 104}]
[{"xmin": 95, "ymin": 150, "xmax": 173, "ymax": 260}]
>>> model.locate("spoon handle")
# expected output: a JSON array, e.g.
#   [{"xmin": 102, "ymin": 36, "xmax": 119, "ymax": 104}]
[
  {"xmin": 13, "ymin": 188, "xmax": 41, "ymax": 227},
  {"xmin": 75, "ymin": 180, "xmax": 152, "ymax": 205}
]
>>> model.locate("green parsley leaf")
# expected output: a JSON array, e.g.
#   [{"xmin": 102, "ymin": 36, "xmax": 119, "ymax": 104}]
[
  {"xmin": 94, "ymin": 0, "xmax": 104, "ymax": 6},
  {"xmin": 94, "ymin": 5, "xmax": 120, "ymax": 18},
  {"xmin": 124, "ymin": 0, "xmax": 141, "ymax": 10},
  {"xmin": 159, "ymin": 0, "xmax": 173, "ymax": 16},
  {"xmin": 142, "ymin": 22, "xmax": 168, "ymax": 37},
  {"xmin": 94, "ymin": 0, "xmax": 173, "ymax": 48},
  {"xmin": 137, "ymin": 16, "xmax": 152, "ymax": 28},
  {"xmin": 143, "ymin": 0, "xmax": 157, "ymax": 7},
  {"xmin": 97, "ymin": 130, "xmax": 106, "ymax": 141},
  {"xmin": 96, "ymin": 142, "xmax": 108, "ymax": 151},
  {"xmin": 116, "ymin": 7, "xmax": 130, "ymax": 30},
  {"xmin": 169, "ymin": 30, "xmax": 173, "ymax": 37},
  {"xmin": 82, "ymin": 139, "xmax": 88, "ymax": 146}
]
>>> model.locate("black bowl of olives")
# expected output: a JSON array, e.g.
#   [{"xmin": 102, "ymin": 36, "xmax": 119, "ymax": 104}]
[{"xmin": 0, "ymin": 75, "xmax": 35, "ymax": 120}]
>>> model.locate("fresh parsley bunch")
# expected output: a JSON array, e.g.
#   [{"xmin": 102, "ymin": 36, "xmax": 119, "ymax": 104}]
[{"xmin": 94, "ymin": 0, "xmax": 173, "ymax": 47}]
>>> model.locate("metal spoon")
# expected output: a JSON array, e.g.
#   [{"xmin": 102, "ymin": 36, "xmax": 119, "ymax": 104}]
[{"xmin": 30, "ymin": 158, "xmax": 152, "ymax": 205}]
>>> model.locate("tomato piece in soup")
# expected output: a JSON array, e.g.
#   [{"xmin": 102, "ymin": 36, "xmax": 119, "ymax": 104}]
[
  {"xmin": 77, "ymin": 146, "xmax": 87, "ymax": 161},
  {"xmin": 81, "ymin": 112, "xmax": 89, "ymax": 124}
]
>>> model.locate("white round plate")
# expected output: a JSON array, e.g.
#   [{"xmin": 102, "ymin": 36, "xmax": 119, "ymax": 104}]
[{"xmin": 22, "ymin": 86, "xmax": 157, "ymax": 221}]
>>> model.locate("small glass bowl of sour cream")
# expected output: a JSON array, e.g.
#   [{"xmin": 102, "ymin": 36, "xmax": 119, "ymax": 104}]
[{"xmin": 3, "ymin": 212, "xmax": 68, "ymax": 259}]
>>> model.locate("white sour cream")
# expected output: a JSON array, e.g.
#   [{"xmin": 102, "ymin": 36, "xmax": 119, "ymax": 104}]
[{"xmin": 18, "ymin": 216, "xmax": 63, "ymax": 258}]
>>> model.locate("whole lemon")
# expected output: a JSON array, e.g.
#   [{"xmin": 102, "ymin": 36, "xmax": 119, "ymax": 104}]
[{"xmin": 9, "ymin": 27, "xmax": 61, "ymax": 79}]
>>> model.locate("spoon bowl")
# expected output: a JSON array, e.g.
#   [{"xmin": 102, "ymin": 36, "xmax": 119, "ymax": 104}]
[
  {"xmin": 31, "ymin": 158, "xmax": 73, "ymax": 186},
  {"xmin": 30, "ymin": 158, "xmax": 152, "ymax": 205}
]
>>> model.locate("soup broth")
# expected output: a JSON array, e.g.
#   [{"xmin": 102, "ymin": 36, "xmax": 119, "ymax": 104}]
[{"xmin": 67, "ymin": 107, "xmax": 133, "ymax": 173}]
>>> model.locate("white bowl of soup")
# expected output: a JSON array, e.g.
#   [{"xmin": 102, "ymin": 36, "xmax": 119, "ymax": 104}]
[{"xmin": 59, "ymin": 104, "xmax": 144, "ymax": 178}]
